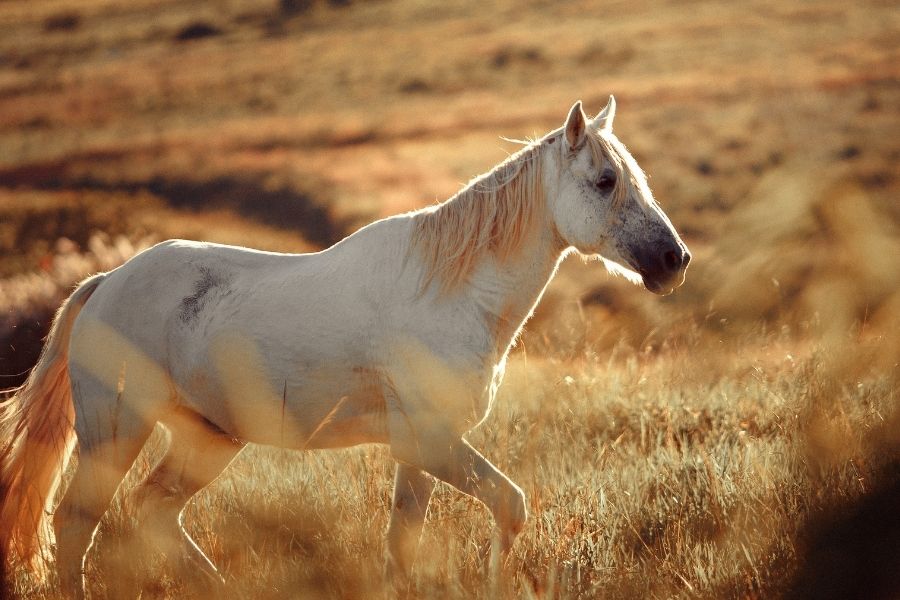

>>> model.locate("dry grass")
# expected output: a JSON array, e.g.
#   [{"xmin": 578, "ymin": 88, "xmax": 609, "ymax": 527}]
[
  {"xmin": 4, "ymin": 332, "xmax": 897, "ymax": 599},
  {"xmin": 1, "ymin": 0, "xmax": 898, "ymax": 598}
]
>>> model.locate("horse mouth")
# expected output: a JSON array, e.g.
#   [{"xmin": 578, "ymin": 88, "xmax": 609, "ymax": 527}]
[
  {"xmin": 639, "ymin": 270, "xmax": 685, "ymax": 296},
  {"xmin": 643, "ymin": 277, "xmax": 674, "ymax": 296},
  {"xmin": 623, "ymin": 256, "xmax": 686, "ymax": 296}
]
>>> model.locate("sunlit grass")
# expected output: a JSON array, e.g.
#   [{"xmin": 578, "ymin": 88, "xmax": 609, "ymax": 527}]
[{"xmin": 6, "ymin": 328, "xmax": 895, "ymax": 599}]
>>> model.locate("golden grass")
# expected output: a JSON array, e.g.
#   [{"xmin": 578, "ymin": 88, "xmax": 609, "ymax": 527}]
[{"xmin": 3, "ymin": 330, "xmax": 896, "ymax": 599}]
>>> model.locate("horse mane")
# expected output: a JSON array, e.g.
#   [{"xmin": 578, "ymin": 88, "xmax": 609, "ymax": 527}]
[
  {"xmin": 409, "ymin": 139, "xmax": 545, "ymax": 294},
  {"xmin": 409, "ymin": 126, "xmax": 645, "ymax": 294}
]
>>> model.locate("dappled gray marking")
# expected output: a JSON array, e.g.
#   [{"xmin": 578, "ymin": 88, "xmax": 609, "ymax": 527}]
[{"xmin": 180, "ymin": 266, "xmax": 229, "ymax": 324}]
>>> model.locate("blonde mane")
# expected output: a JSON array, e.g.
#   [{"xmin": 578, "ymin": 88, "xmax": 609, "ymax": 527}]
[
  {"xmin": 410, "ymin": 141, "xmax": 544, "ymax": 293},
  {"xmin": 409, "ymin": 126, "xmax": 644, "ymax": 294}
]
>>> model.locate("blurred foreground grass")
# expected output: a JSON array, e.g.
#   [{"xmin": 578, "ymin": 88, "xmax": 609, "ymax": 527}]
[{"xmin": 4, "ymin": 328, "xmax": 897, "ymax": 599}]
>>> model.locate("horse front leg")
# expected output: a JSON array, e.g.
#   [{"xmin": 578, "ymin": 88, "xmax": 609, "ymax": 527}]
[
  {"xmin": 385, "ymin": 463, "xmax": 435, "ymax": 585},
  {"xmin": 391, "ymin": 431, "xmax": 527, "ymax": 556}
]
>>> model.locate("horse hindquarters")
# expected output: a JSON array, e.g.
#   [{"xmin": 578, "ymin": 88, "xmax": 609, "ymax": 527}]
[
  {"xmin": 53, "ymin": 363, "xmax": 160, "ymax": 598},
  {"xmin": 54, "ymin": 303, "xmax": 178, "ymax": 595}
]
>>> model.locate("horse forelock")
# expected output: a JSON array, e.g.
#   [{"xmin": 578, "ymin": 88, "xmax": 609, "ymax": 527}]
[
  {"xmin": 584, "ymin": 129, "xmax": 651, "ymax": 211},
  {"xmin": 409, "ymin": 140, "xmax": 545, "ymax": 294}
]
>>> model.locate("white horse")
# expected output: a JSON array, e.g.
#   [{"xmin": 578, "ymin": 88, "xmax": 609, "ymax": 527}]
[{"xmin": 0, "ymin": 97, "xmax": 689, "ymax": 596}]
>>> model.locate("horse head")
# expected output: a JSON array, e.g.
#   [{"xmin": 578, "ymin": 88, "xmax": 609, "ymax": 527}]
[{"xmin": 547, "ymin": 97, "xmax": 690, "ymax": 295}]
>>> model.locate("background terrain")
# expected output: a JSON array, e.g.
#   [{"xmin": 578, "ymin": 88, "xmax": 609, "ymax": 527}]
[{"xmin": 1, "ymin": 0, "xmax": 898, "ymax": 598}]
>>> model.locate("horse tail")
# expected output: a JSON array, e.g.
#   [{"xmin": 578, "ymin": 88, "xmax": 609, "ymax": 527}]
[{"xmin": 0, "ymin": 273, "xmax": 106, "ymax": 580}]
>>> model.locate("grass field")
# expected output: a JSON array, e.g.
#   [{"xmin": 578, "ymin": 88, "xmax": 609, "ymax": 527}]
[{"xmin": 1, "ymin": 0, "xmax": 898, "ymax": 598}]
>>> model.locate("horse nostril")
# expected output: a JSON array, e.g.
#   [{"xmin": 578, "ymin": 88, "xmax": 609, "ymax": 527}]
[
  {"xmin": 682, "ymin": 249, "xmax": 692, "ymax": 267},
  {"xmin": 663, "ymin": 250, "xmax": 681, "ymax": 272}
]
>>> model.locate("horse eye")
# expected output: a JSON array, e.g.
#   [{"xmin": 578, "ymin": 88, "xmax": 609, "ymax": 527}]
[{"xmin": 595, "ymin": 173, "xmax": 616, "ymax": 194}]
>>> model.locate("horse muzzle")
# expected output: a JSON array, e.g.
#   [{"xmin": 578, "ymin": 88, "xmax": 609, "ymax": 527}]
[{"xmin": 634, "ymin": 243, "xmax": 691, "ymax": 296}]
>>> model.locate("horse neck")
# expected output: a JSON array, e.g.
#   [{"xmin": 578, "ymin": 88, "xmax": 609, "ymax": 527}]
[{"xmin": 467, "ymin": 212, "xmax": 566, "ymax": 356}]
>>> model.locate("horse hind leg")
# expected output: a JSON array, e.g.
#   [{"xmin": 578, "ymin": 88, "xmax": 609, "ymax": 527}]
[
  {"xmin": 53, "ymin": 369, "xmax": 161, "ymax": 599},
  {"xmin": 127, "ymin": 407, "xmax": 244, "ymax": 587}
]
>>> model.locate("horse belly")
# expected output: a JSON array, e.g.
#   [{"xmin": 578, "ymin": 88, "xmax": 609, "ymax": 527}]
[
  {"xmin": 279, "ymin": 366, "xmax": 389, "ymax": 449},
  {"xmin": 178, "ymin": 356, "xmax": 389, "ymax": 450}
]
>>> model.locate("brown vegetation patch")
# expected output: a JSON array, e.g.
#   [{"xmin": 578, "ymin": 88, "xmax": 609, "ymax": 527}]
[
  {"xmin": 174, "ymin": 21, "xmax": 223, "ymax": 42},
  {"xmin": 0, "ymin": 158, "xmax": 346, "ymax": 249}
]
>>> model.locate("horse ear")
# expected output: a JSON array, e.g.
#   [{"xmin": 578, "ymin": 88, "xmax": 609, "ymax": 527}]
[
  {"xmin": 593, "ymin": 95, "xmax": 616, "ymax": 132},
  {"xmin": 564, "ymin": 100, "xmax": 587, "ymax": 150}
]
